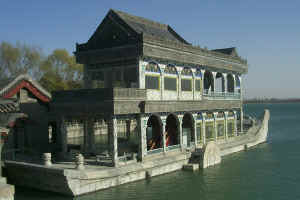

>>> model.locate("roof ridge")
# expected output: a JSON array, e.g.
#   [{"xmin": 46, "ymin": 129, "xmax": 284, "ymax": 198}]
[
  {"xmin": 212, "ymin": 47, "xmax": 236, "ymax": 51},
  {"xmin": 111, "ymin": 9, "xmax": 168, "ymax": 30}
]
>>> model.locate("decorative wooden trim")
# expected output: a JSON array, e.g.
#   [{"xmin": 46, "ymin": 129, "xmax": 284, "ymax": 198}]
[{"xmin": 3, "ymin": 80, "xmax": 51, "ymax": 102}]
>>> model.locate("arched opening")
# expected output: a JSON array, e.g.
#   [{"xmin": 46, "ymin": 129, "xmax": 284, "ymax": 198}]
[
  {"xmin": 204, "ymin": 71, "xmax": 214, "ymax": 93},
  {"xmin": 215, "ymin": 72, "xmax": 225, "ymax": 92},
  {"xmin": 181, "ymin": 67, "xmax": 193, "ymax": 92},
  {"xmin": 235, "ymin": 75, "xmax": 241, "ymax": 93},
  {"xmin": 165, "ymin": 114, "xmax": 180, "ymax": 147},
  {"xmin": 146, "ymin": 61, "xmax": 161, "ymax": 73},
  {"xmin": 146, "ymin": 115, "xmax": 163, "ymax": 151},
  {"xmin": 227, "ymin": 74, "xmax": 234, "ymax": 93},
  {"xmin": 145, "ymin": 62, "xmax": 161, "ymax": 90},
  {"xmin": 182, "ymin": 113, "xmax": 195, "ymax": 147},
  {"xmin": 195, "ymin": 68, "xmax": 202, "ymax": 92},
  {"xmin": 164, "ymin": 64, "xmax": 178, "ymax": 91}
]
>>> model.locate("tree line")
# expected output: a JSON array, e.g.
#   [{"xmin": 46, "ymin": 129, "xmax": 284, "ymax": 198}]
[{"xmin": 0, "ymin": 41, "xmax": 83, "ymax": 92}]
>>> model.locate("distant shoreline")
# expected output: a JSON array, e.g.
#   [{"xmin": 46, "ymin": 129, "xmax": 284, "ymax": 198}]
[{"xmin": 244, "ymin": 99, "xmax": 300, "ymax": 104}]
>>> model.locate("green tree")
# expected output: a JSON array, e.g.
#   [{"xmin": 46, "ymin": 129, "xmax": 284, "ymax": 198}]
[
  {"xmin": 0, "ymin": 42, "xmax": 83, "ymax": 92},
  {"xmin": 0, "ymin": 42, "xmax": 43, "ymax": 80},
  {"xmin": 39, "ymin": 49, "xmax": 83, "ymax": 92}
]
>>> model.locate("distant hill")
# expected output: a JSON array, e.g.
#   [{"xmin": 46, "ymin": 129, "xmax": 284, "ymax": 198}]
[{"xmin": 244, "ymin": 98, "xmax": 300, "ymax": 104}]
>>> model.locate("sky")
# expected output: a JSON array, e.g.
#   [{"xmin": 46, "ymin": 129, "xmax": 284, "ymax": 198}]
[{"xmin": 1, "ymin": 0, "xmax": 300, "ymax": 99}]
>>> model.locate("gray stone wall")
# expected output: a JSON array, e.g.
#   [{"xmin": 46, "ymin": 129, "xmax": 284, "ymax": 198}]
[{"xmin": 17, "ymin": 102, "xmax": 49, "ymax": 153}]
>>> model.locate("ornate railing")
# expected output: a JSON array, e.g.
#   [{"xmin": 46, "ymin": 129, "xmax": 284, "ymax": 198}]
[{"xmin": 203, "ymin": 90, "xmax": 241, "ymax": 100}]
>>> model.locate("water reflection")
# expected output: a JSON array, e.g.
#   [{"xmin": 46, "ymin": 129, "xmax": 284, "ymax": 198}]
[{"xmin": 16, "ymin": 103, "xmax": 300, "ymax": 200}]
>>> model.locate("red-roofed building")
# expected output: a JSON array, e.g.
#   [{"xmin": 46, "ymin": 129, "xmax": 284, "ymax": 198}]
[{"xmin": 0, "ymin": 74, "xmax": 51, "ymax": 154}]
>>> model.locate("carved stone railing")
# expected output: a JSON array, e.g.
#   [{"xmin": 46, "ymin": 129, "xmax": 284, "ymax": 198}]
[
  {"xmin": 203, "ymin": 90, "xmax": 241, "ymax": 100},
  {"xmin": 113, "ymin": 88, "xmax": 146, "ymax": 100},
  {"xmin": 52, "ymin": 88, "xmax": 146, "ymax": 102}
]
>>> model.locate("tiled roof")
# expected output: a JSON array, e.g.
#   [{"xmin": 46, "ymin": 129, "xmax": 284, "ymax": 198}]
[
  {"xmin": 0, "ymin": 98, "xmax": 18, "ymax": 113},
  {"xmin": 111, "ymin": 9, "xmax": 190, "ymax": 45},
  {"xmin": 0, "ymin": 74, "xmax": 51, "ymax": 100}
]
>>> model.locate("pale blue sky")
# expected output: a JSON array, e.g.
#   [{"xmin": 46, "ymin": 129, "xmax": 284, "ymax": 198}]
[{"xmin": 1, "ymin": 1, "xmax": 300, "ymax": 98}]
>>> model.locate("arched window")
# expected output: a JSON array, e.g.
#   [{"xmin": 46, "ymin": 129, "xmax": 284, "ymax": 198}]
[
  {"xmin": 182, "ymin": 113, "xmax": 195, "ymax": 147},
  {"xmin": 235, "ymin": 75, "xmax": 241, "ymax": 93},
  {"xmin": 164, "ymin": 64, "xmax": 177, "ymax": 75},
  {"xmin": 228, "ymin": 111, "xmax": 235, "ymax": 117},
  {"xmin": 195, "ymin": 68, "xmax": 202, "ymax": 92},
  {"xmin": 204, "ymin": 71, "xmax": 214, "ymax": 93},
  {"xmin": 145, "ymin": 62, "xmax": 160, "ymax": 73},
  {"xmin": 227, "ymin": 74, "xmax": 234, "ymax": 93},
  {"xmin": 145, "ymin": 62, "xmax": 161, "ymax": 90},
  {"xmin": 215, "ymin": 72, "xmax": 225, "ymax": 92},
  {"xmin": 181, "ymin": 67, "xmax": 193, "ymax": 92},
  {"xmin": 164, "ymin": 64, "xmax": 178, "ymax": 91}
]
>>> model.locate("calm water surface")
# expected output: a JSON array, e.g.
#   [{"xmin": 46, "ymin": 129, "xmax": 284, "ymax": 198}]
[{"xmin": 15, "ymin": 103, "xmax": 300, "ymax": 200}]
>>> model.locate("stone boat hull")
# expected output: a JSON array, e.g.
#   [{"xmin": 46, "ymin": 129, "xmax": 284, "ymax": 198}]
[{"xmin": 4, "ymin": 110, "xmax": 270, "ymax": 196}]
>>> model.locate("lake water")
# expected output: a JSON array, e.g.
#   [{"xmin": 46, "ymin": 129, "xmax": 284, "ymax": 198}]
[{"xmin": 15, "ymin": 103, "xmax": 300, "ymax": 200}]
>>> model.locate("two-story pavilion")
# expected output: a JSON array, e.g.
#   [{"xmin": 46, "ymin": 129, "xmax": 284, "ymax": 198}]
[{"xmin": 50, "ymin": 9, "xmax": 248, "ymax": 166}]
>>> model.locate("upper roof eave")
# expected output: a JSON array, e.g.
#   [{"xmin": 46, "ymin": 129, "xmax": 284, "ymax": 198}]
[{"xmin": 142, "ymin": 35, "xmax": 248, "ymax": 66}]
